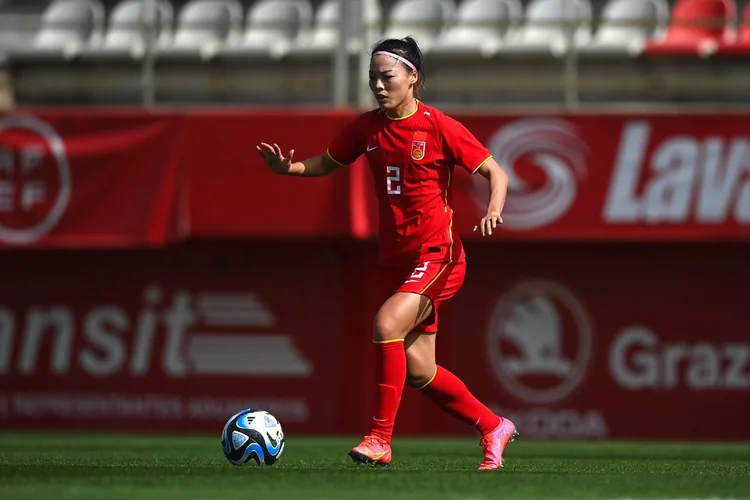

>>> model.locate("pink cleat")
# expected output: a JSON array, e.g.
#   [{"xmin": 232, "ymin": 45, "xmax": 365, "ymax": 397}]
[
  {"xmin": 478, "ymin": 417, "xmax": 518, "ymax": 470},
  {"xmin": 349, "ymin": 435, "xmax": 392, "ymax": 467}
]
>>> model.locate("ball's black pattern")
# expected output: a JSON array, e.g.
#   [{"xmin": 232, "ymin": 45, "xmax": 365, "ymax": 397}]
[{"xmin": 221, "ymin": 409, "xmax": 284, "ymax": 466}]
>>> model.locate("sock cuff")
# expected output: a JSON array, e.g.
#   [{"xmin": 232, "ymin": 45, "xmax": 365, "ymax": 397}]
[
  {"xmin": 373, "ymin": 338, "xmax": 405, "ymax": 344},
  {"xmin": 416, "ymin": 366, "xmax": 439, "ymax": 390}
]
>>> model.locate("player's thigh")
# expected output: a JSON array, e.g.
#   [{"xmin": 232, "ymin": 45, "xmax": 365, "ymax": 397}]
[
  {"xmin": 373, "ymin": 292, "xmax": 433, "ymax": 341},
  {"xmin": 404, "ymin": 331, "xmax": 436, "ymax": 387},
  {"xmin": 406, "ymin": 260, "xmax": 466, "ymax": 334}
]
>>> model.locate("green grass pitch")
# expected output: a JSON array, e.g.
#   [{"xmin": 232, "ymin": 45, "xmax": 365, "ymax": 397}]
[{"xmin": 1, "ymin": 432, "xmax": 749, "ymax": 499}]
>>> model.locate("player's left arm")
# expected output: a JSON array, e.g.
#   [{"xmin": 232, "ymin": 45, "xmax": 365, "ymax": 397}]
[
  {"xmin": 440, "ymin": 113, "xmax": 509, "ymax": 236},
  {"xmin": 473, "ymin": 158, "xmax": 508, "ymax": 236}
]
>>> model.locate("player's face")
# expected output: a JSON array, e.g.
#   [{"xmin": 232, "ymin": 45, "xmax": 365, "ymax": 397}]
[{"xmin": 369, "ymin": 54, "xmax": 417, "ymax": 112}]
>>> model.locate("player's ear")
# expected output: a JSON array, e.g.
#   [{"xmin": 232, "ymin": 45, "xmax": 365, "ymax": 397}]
[{"xmin": 409, "ymin": 70, "xmax": 418, "ymax": 85}]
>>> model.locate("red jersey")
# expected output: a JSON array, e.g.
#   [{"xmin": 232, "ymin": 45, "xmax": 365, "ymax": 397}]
[{"xmin": 327, "ymin": 101, "xmax": 492, "ymax": 267}]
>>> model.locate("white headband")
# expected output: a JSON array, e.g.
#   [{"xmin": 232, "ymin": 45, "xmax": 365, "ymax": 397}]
[{"xmin": 373, "ymin": 51, "xmax": 417, "ymax": 72}]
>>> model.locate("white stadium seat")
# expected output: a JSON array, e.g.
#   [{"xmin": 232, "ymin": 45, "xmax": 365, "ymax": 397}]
[
  {"xmin": 384, "ymin": 0, "xmax": 456, "ymax": 51},
  {"xmin": 587, "ymin": 0, "xmax": 669, "ymax": 54},
  {"xmin": 33, "ymin": 0, "xmax": 105, "ymax": 53},
  {"xmin": 243, "ymin": 0, "xmax": 312, "ymax": 56},
  {"xmin": 435, "ymin": 0, "xmax": 522, "ymax": 55},
  {"xmin": 102, "ymin": 0, "xmax": 174, "ymax": 51},
  {"xmin": 306, "ymin": 0, "xmax": 382, "ymax": 51},
  {"xmin": 308, "ymin": 0, "xmax": 338, "ymax": 48},
  {"xmin": 511, "ymin": 0, "xmax": 592, "ymax": 53},
  {"xmin": 171, "ymin": 0, "xmax": 243, "ymax": 50}
]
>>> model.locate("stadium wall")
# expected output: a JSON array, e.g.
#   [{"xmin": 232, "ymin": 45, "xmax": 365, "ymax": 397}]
[{"xmin": 0, "ymin": 109, "xmax": 748, "ymax": 440}]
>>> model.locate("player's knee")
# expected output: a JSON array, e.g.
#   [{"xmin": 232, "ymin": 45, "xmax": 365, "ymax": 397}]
[
  {"xmin": 372, "ymin": 313, "xmax": 406, "ymax": 341},
  {"xmin": 405, "ymin": 355, "xmax": 434, "ymax": 388},
  {"xmin": 406, "ymin": 370, "xmax": 433, "ymax": 388}
]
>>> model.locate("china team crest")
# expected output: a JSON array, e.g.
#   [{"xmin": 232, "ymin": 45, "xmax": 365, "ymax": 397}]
[{"xmin": 411, "ymin": 140, "xmax": 426, "ymax": 160}]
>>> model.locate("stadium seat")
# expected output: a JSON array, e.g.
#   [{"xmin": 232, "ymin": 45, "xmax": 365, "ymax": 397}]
[
  {"xmin": 716, "ymin": 1, "xmax": 750, "ymax": 55},
  {"xmin": 384, "ymin": 0, "xmax": 456, "ymax": 51},
  {"xmin": 307, "ymin": 0, "xmax": 338, "ymax": 49},
  {"xmin": 644, "ymin": 0, "xmax": 737, "ymax": 56},
  {"xmin": 33, "ymin": 0, "xmax": 105, "ymax": 55},
  {"xmin": 584, "ymin": 0, "xmax": 669, "ymax": 55},
  {"xmin": 0, "ymin": 21, "xmax": 37, "ymax": 60},
  {"xmin": 303, "ymin": 0, "xmax": 382, "ymax": 52},
  {"xmin": 242, "ymin": 0, "xmax": 312, "ymax": 57},
  {"xmin": 507, "ymin": 0, "xmax": 592, "ymax": 55},
  {"xmin": 170, "ymin": 0, "xmax": 243, "ymax": 55},
  {"xmin": 433, "ymin": 0, "xmax": 522, "ymax": 56},
  {"xmin": 102, "ymin": 0, "xmax": 174, "ymax": 55}
]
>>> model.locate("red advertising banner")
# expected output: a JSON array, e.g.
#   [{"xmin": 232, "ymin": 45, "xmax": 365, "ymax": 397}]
[
  {"xmin": 433, "ymin": 243, "xmax": 750, "ymax": 440},
  {"xmin": 447, "ymin": 114, "xmax": 750, "ymax": 240},
  {"xmin": 0, "ymin": 112, "xmax": 185, "ymax": 247},
  {"xmin": 1, "ymin": 110, "xmax": 748, "ymax": 248},
  {"xmin": 0, "ymin": 243, "xmax": 357, "ymax": 435},
  {"xmin": 1, "ymin": 242, "xmax": 748, "ymax": 439},
  {"xmin": 184, "ymin": 111, "xmax": 356, "ymax": 238},
  {"xmin": 182, "ymin": 111, "xmax": 750, "ymax": 241}
]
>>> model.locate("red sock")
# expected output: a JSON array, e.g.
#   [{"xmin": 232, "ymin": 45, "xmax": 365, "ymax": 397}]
[
  {"xmin": 419, "ymin": 365, "xmax": 501, "ymax": 435},
  {"xmin": 370, "ymin": 340, "xmax": 406, "ymax": 444}
]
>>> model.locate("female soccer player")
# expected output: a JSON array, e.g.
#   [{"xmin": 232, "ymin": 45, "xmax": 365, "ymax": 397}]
[{"xmin": 257, "ymin": 36, "xmax": 515, "ymax": 470}]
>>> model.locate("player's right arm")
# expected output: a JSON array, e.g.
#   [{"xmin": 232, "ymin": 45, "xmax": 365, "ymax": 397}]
[
  {"xmin": 257, "ymin": 113, "xmax": 368, "ymax": 177},
  {"xmin": 256, "ymin": 142, "xmax": 340, "ymax": 177}
]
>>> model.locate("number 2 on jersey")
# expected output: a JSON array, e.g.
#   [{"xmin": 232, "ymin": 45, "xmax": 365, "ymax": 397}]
[{"xmin": 386, "ymin": 166, "xmax": 401, "ymax": 195}]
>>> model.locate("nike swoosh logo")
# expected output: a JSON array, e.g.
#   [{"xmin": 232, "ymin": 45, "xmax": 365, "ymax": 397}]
[{"xmin": 366, "ymin": 146, "xmax": 378, "ymax": 152}]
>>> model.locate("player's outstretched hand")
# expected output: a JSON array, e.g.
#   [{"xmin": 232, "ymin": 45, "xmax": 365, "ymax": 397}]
[
  {"xmin": 474, "ymin": 211, "xmax": 503, "ymax": 236},
  {"xmin": 256, "ymin": 142, "xmax": 295, "ymax": 175}
]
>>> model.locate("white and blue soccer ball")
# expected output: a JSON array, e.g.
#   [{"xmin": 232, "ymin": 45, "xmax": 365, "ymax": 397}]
[{"xmin": 221, "ymin": 409, "xmax": 285, "ymax": 466}]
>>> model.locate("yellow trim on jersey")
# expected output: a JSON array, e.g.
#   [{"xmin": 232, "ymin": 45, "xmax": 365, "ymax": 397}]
[
  {"xmin": 386, "ymin": 99, "xmax": 420, "ymax": 121},
  {"xmin": 447, "ymin": 215, "xmax": 454, "ymax": 262},
  {"xmin": 416, "ymin": 367, "xmax": 438, "ymax": 390},
  {"xmin": 326, "ymin": 149, "xmax": 347, "ymax": 166},
  {"xmin": 373, "ymin": 338, "xmax": 405, "ymax": 344},
  {"xmin": 471, "ymin": 155, "xmax": 494, "ymax": 174},
  {"xmin": 444, "ymin": 167, "xmax": 451, "ymax": 213}
]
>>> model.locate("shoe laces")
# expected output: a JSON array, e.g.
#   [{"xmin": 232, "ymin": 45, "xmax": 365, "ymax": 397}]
[
  {"xmin": 363, "ymin": 434, "xmax": 388, "ymax": 447},
  {"xmin": 479, "ymin": 428, "xmax": 502, "ymax": 448}
]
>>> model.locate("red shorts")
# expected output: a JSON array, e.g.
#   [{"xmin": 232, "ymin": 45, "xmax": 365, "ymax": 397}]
[{"xmin": 379, "ymin": 259, "xmax": 466, "ymax": 333}]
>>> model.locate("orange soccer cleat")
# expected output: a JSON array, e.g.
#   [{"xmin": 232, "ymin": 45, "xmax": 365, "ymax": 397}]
[
  {"xmin": 478, "ymin": 418, "xmax": 518, "ymax": 470},
  {"xmin": 348, "ymin": 435, "xmax": 392, "ymax": 467}
]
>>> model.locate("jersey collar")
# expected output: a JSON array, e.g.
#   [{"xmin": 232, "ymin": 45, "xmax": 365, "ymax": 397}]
[{"xmin": 386, "ymin": 99, "xmax": 420, "ymax": 121}]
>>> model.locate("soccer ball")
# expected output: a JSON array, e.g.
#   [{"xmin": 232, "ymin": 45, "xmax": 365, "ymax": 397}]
[{"xmin": 221, "ymin": 409, "xmax": 285, "ymax": 466}]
